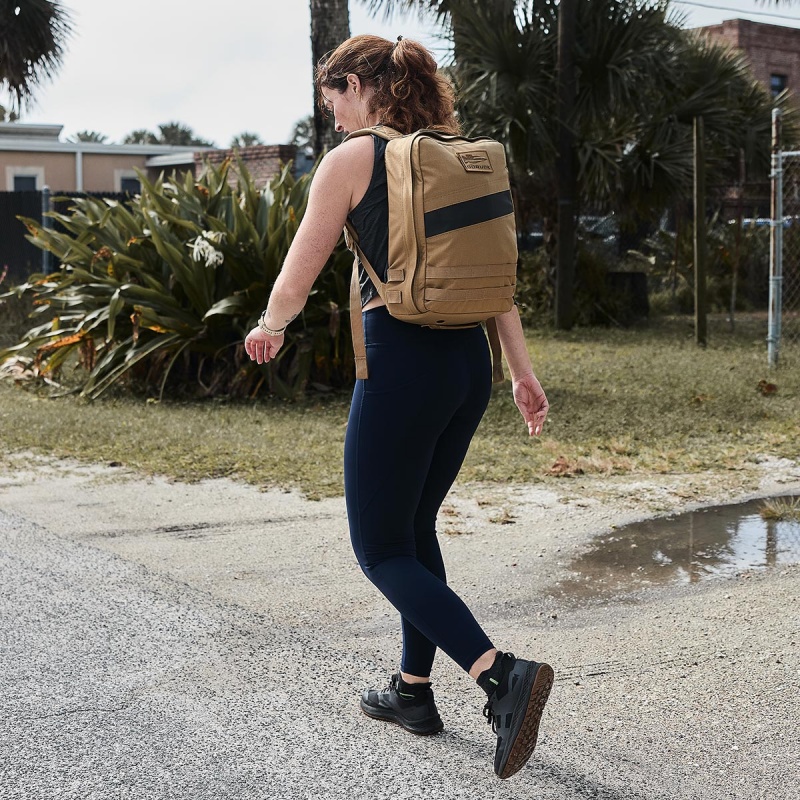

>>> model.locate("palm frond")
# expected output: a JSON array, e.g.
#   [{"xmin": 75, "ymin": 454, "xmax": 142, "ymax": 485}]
[{"xmin": 0, "ymin": 0, "xmax": 73, "ymax": 109}]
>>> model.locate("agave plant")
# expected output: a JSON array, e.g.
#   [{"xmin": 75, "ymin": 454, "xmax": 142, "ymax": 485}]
[{"xmin": 0, "ymin": 157, "xmax": 355, "ymax": 400}]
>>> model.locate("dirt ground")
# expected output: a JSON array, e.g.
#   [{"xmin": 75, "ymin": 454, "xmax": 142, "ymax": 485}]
[{"xmin": 1, "ymin": 450, "xmax": 799, "ymax": 799}]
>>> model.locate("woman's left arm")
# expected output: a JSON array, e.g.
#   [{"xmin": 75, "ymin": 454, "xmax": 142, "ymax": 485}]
[{"xmin": 244, "ymin": 145, "xmax": 357, "ymax": 365}]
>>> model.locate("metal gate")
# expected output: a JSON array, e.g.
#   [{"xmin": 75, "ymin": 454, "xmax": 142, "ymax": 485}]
[{"xmin": 769, "ymin": 108, "xmax": 800, "ymax": 367}]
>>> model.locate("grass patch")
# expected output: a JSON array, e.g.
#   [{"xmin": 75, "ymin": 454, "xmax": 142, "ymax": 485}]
[
  {"xmin": 759, "ymin": 496, "xmax": 800, "ymax": 522},
  {"xmin": 0, "ymin": 312, "xmax": 798, "ymax": 498}
]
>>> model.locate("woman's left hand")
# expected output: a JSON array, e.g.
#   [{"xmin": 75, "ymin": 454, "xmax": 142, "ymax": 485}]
[
  {"xmin": 512, "ymin": 372, "xmax": 549, "ymax": 437},
  {"xmin": 244, "ymin": 327, "xmax": 285, "ymax": 364}
]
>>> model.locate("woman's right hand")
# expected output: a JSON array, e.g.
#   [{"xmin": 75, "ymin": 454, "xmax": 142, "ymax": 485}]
[
  {"xmin": 244, "ymin": 327, "xmax": 285, "ymax": 365},
  {"xmin": 512, "ymin": 373, "xmax": 549, "ymax": 437}
]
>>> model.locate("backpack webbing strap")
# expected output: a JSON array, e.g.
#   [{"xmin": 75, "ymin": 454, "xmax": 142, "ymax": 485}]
[
  {"xmin": 345, "ymin": 222, "xmax": 382, "ymax": 380},
  {"xmin": 349, "ymin": 254, "xmax": 369, "ymax": 379},
  {"xmin": 485, "ymin": 317, "xmax": 505, "ymax": 383}
]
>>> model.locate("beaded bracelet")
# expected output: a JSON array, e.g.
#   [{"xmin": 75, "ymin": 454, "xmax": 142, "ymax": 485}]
[{"xmin": 258, "ymin": 311, "xmax": 286, "ymax": 336}]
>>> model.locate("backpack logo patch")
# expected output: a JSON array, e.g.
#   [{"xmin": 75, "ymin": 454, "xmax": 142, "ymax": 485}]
[{"xmin": 457, "ymin": 151, "xmax": 493, "ymax": 173}]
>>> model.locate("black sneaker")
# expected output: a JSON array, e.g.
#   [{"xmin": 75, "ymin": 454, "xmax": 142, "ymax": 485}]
[
  {"xmin": 479, "ymin": 652, "xmax": 554, "ymax": 779},
  {"xmin": 360, "ymin": 673, "xmax": 444, "ymax": 736}
]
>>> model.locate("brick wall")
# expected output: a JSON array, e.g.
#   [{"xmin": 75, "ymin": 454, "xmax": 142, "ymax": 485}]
[
  {"xmin": 694, "ymin": 18, "xmax": 800, "ymax": 100},
  {"xmin": 194, "ymin": 144, "xmax": 298, "ymax": 189}
]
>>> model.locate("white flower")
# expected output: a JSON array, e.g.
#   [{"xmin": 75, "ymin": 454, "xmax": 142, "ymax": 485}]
[
  {"xmin": 188, "ymin": 236, "xmax": 224, "ymax": 268},
  {"xmin": 203, "ymin": 230, "xmax": 224, "ymax": 243}
]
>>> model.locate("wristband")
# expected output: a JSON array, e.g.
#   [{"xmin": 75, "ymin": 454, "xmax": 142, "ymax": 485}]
[{"xmin": 258, "ymin": 311, "xmax": 286, "ymax": 336}]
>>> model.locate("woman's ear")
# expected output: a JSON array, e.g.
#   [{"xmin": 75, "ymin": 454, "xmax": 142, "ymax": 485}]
[{"xmin": 346, "ymin": 73, "xmax": 362, "ymax": 96}]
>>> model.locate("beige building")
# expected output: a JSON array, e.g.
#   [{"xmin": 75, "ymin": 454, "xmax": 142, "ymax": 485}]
[
  {"xmin": 0, "ymin": 122, "xmax": 209, "ymax": 193},
  {"xmin": 0, "ymin": 122, "xmax": 304, "ymax": 194}
]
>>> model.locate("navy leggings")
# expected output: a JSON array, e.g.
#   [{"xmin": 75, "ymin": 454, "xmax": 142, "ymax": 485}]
[{"xmin": 344, "ymin": 306, "xmax": 495, "ymax": 676}]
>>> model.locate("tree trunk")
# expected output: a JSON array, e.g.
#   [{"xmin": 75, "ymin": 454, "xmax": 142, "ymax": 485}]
[{"xmin": 309, "ymin": 0, "xmax": 350, "ymax": 159}]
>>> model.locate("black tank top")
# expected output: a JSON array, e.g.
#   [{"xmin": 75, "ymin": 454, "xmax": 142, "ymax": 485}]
[{"xmin": 346, "ymin": 135, "xmax": 389, "ymax": 307}]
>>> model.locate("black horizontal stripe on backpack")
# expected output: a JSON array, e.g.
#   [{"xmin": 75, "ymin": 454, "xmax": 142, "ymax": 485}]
[{"xmin": 424, "ymin": 190, "xmax": 513, "ymax": 239}]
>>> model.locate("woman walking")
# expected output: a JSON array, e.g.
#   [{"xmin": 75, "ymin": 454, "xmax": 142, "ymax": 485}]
[{"xmin": 244, "ymin": 34, "xmax": 554, "ymax": 780}]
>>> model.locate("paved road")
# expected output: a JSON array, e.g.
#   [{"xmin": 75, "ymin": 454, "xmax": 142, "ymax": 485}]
[{"xmin": 1, "ymin": 461, "xmax": 798, "ymax": 799}]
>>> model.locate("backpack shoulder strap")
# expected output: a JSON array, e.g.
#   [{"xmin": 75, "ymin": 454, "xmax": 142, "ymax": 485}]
[
  {"xmin": 342, "ymin": 124, "xmax": 403, "ymax": 143},
  {"xmin": 343, "ymin": 222, "xmax": 386, "ymax": 303}
]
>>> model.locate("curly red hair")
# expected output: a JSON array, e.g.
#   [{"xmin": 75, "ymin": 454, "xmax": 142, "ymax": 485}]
[{"xmin": 314, "ymin": 34, "xmax": 460, "ymax": 136}]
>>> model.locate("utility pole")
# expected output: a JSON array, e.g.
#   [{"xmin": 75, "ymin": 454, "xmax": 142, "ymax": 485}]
[
  {"xmin": 694, "ymin": 116, "xmax": 707, "ymax": 347},
  {"xmin": 555, "ymin": 0, "xmax": 577, "ymax": 330}
]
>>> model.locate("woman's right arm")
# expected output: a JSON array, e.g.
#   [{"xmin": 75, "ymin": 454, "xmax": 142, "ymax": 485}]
[
  {"xmin": 244, "ymin": 137, "xmax": 373, "ymax": 365},
  {"xmin": 494, "ymin": 305, "xmax": 549, "ymax": 437}
]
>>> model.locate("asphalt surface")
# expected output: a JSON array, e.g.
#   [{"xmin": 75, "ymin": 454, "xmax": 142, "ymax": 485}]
[{"xmin": 1, "ymin": 456, "xmax": 799, "ymax": 799}]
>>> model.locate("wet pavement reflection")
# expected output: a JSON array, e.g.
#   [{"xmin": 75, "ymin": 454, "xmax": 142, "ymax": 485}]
[{"xmin": 553, "ymin": 495, "xmax": 800, "ymax": 600}]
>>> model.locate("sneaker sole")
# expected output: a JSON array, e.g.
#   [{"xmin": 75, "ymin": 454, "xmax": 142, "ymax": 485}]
[
  {"xmin": 359, "ymin": 699, "xmax": 444, "ymax": 736},
  {"xmin": 497, "ymin": 662, "xmax": 554, "ymax": 779}
]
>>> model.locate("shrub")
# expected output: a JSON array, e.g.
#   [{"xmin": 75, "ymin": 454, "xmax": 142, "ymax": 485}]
[
  {"xmin": 634, "ymin": 216, "xmax": 770, "ymax": 316},
  {"xmin": 0, "ymin": 158, "xmax": 355, "ymax": 400}
]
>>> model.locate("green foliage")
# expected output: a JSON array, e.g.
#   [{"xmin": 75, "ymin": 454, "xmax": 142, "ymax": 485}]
[
  {"xmin": 121, "ymin": 122, "xmax": 215, "ymax": 147},
  {"xmin": 514, "ymin": 249, "xmax": 553, "ymax": 328},
  {"xmin": 67, "ymin": 130, "xmax": 108, "ymax": 143},
  {"xmin": 122, "ymin": 129, "xmax": 159, "ymax": 145},
  {"xmin": 290, "ymin": 115, "xmax": 314, "ymax": 155},
  {"xmin": 0, "ymin": 0, "xmax": 73, "ymax": 111},
  {"xmin": 0, "ymin": 158, "xmax": 355, "ymax": 401},
  {"xmin": 635, "ymin": 216, "xmax": 770, "ymax": 315},
  {"xmin": 448, "ymin": 0, "xmax": 799, "ymax": 230},
  {"xmin": 0, "ymin": 104, "xmax": 20, "ymax": 122},
  {"xmin": 230, "ymin": 132, "xmax": 265, "ymax": 148},
  {"xmin": 0, "ymin": 272, "xmax": 37, "ymax": 350}
]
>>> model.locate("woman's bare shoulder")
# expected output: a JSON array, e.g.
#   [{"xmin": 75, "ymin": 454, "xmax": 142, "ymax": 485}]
[
  {"xmin": 320, "ymin": 135, "xmax": 374, "ymax": 172},
  {"xmin": 314, "ymin": 136, "xmax": 375, "ymax": 207}
]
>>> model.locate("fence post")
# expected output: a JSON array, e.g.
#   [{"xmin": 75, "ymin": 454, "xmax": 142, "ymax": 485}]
[
  {"xmin": 768, "ymin": 108, "xmax": 783, "ymax": 369},
  {"xmin": 41, "ymin": 185, "xmax": 53, "ymax": 275},
  {"xmin": 694, "ymin": 116, "xmax": 707, "ymax": 347}
]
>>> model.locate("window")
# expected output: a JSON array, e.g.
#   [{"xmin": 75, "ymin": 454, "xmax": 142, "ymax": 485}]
[
  {"xmin": 114, "ymin": 169, "xmax": 141, "ymax": 194},
  {"xmin": 120, "ymin": 176, "xmax": 141, "ymax": 194},
  {"xmin": 13, "ymin": 175, "xmax": 38, "ymax": 191},
  {"xmin": 5, "ymin": 166, "xmax": 44, "ymax": 191},
  {"xmin": 770, "ymin": 73, "xmax": 788, "ymax": 98}
]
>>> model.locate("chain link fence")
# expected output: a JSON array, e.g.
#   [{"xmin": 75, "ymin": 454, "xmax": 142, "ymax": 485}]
[{"xmin": 776, "ymin": 153, "xmax": 800, "ymax": 363}]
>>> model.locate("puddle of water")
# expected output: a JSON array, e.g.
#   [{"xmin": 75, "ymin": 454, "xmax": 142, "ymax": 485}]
[{"xmin": 554, "ymin": 495, "xmax": 800, "ymax": 600}]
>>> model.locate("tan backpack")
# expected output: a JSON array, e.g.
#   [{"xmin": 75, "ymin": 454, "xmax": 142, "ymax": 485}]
[{"xmin": 342, "ymin": 125, "xmax": 518, "ymax": 382}]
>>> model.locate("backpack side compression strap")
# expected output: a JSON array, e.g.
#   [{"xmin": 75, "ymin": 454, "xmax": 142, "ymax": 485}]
[{"xmin": 349, "ymin": 253, "xmax": 369, "ymax": 380}]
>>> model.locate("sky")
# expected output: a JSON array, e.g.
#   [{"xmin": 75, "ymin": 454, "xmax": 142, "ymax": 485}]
[{"xmin": 10, "ymin": 0, "xmax": 800, "ymax": 148}]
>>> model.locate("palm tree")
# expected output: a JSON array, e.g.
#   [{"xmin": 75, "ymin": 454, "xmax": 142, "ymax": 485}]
[
  {"xmin": 0, "ymin": 104, "xmax": 19, "ymax": 122},
  {"xmin": 156, "ymin": 122, "xmax": 214, "ymax": 147},
  {"xmin": 446, "ymin": 0, "xmax": 798, "ymax": 321},
  {"xmin": 360, "ymin": 0, "xmax": 523, "ymax": 62},
  {"xmin": 291, "ymin": 115, "xmax": 314, "ymax": 155},
  {"xmin": 121, "ymin": 123, "xmax": 214, "ymax": 147},
  {"xmin": 0, "ymin": 0, "xmax": 72, "ymax": 111},
  {"xmin": 230, "ymin": 132, "xmax": 264, "ymax": 148},
  {"xmin": 310, "ymin": 0, "xmax": 351, "ymax": 157},
  {"xmin": 67, "ymin": 130, "xmax": 108, "ymax": 143},
  {"xmin": 122, "ymin": 129, "xmax": 159, "ymax": 145}
]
